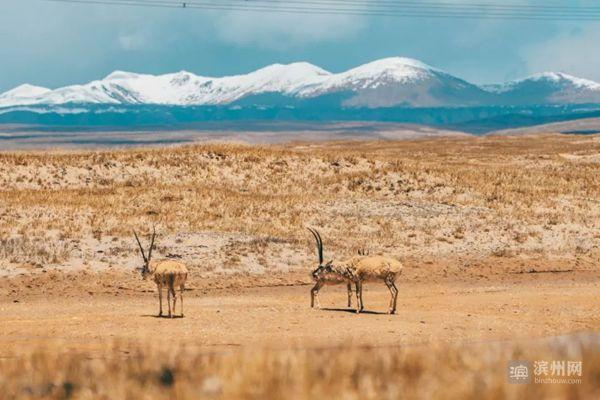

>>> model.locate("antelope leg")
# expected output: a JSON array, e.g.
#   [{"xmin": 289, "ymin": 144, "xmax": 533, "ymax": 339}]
[
  {"xmin": 355, "ymin": 281, "xmax": 362, "ymax": 314},
  {"xmin": 311, "ymin": 281, "xmax": 324, "ymax": 309},
  {"xmin": 347, "ymin": 282, "xmax": 353, "ymax": 308},
  {"xmin": 157, "ymin": 285, "xmax": 163, "ymax": 317}
]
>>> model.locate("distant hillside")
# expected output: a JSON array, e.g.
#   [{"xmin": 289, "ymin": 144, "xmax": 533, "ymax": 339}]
[{"xmin": 1, "ymin": 104, "xmax": 600, "ymax": 134}]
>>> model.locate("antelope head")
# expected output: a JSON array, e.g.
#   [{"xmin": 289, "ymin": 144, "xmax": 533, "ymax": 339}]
[
  {"xmin": 133, "ymin": 227, "xmax": 156, "ymax": 280},
  {"xmin": 308, "ymin": 228, "xmax": 337, "ymax": 281}
]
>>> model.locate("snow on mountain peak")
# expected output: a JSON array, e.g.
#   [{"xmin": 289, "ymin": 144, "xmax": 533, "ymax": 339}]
[
  {"xmin": 95, "ymin": 63, "xmax": 334, "ymax": 105},
  {"xmin": 296, "ymin": 57, "xmax": 442, "ymax": 97},
  {"xmin": 194, "ymin": 62, "xmax": 332, "ymax": 103},
  {"xmin": 0, "ymin": 84, "xmax": 51, "ymax": 99},
  {"xmin": 103, "ymin": 70, "xmax": 146, "ymax": 81},
  {"xmin": 2, "ymin": 58, "xmax": 600, "ymax": 108},
  {"xmin": 357, "ymin": 57, "xmax": 435, "ymax": 71},
  {"xmin": 250, "ymin": 62, "xmax": 330, "ymax": 77},
  {"xmin": 343, "ymin": 57, "xmax": 440, "ymax": 79},
  {"xmin": 487, "ymin": 72, "xmax": 600, "ymax": 93},
  {"xmin": 164, "ymin": 71, "xmax": 205, "ymax": 87},
  {"xmin": 232, "ymin": 62, "xmax": 331, "ymax": 89},
  {"xmin": 0, "ymin": 84, "xmax": 52, "ymax": 107},
  {"xmin": 528, "ymin": 72, "xmax": 600, "ymax": 90}
]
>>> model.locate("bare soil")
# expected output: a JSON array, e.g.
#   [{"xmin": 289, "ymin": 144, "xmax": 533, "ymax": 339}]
[{"xmin": 1, "ymin": 267, "xmax": 598, "ymax": 356}]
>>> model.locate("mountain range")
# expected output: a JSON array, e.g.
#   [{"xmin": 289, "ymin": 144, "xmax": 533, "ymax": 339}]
[{"xmin": 2, "ymin": 57, "xmax": 600, "ymax": 109}]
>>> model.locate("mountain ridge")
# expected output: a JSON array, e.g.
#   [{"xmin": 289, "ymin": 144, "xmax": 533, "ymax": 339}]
[{"xmin": 2, "ymin": 57, "xmax": 600, "ymax": 108}]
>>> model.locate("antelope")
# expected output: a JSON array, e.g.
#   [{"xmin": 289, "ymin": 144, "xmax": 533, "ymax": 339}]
[
  {"xmin": 308, "ymin": 228, "xmax": 355, "ymax": 310},
  {"xmin": 134, "ymin": 228, "xmax": 188, "ymax": 318},
  {"xmin": 350, "ymin": 254, "xmax": 403, "ymax": 314},
  {"xmin": 308, "ymin": 228, "xmax": 403, "ymax": 314}
]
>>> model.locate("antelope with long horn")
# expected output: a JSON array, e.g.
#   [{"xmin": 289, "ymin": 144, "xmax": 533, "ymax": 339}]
[
  {"xmin": 308, "ymin": 228, "xmax": 355, "ymax": 310},
  {"xmin": 134, "ymin": 228, "xmax": 188, "ymax": 318},
  {"xmin": 308, "ymin": 228, "xmax": 403, "ymax": 314}
]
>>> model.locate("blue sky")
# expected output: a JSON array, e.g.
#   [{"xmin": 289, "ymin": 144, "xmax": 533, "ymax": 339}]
[{"xmin": 1, "ymin": 1, "xmax": 599, "ymax": 92}]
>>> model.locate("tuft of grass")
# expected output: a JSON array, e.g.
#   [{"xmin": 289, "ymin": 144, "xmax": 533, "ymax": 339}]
[{"xmin": 0, "ymin": 235, "xmax": 72, "ymax": 265}]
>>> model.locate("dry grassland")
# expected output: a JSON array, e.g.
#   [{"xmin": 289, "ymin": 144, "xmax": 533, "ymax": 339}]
[
  {"xmin": 0, "ymin": 134, "xmax": 599, "ymax": 281},
  {"xmin": 0, "ymin": 134, "xmax": 599, "ymax": 399}
]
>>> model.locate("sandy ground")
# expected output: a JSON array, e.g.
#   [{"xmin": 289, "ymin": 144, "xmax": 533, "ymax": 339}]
[{"xmin": 1, "ymin": 269, "xmax": 598, "ymax": 356}]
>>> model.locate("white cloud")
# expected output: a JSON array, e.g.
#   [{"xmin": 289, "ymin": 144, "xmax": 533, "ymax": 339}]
[
  {"xmin": 522, "ymin": 26, "xmax": 600, "ymax": 81},
  {"xmin": 118, "ymin": 32, "xmax": 147, "ymax": 51},
  {"xmin": 213, "ymin": 11, "xmax": 365, "ymax": 48}
]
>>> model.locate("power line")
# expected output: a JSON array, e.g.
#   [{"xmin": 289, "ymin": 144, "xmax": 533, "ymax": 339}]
[
  {"xmin": 100, "ymin": 0, "xmax": 600, "ymax": 15},
  {"xmin": 39, "ymin": 0, "xmax": 600, "ymax": 21},
  {"xmin": 39, "ymin": 0, "xmax": 600, "ymax": 19},
  {"xmin": 120, "ymin": 0, "xmax": 600, "ymax": 13},
  {"xmin": 42, "ymin": 0, "xmax": 182, "ymax": 10}
]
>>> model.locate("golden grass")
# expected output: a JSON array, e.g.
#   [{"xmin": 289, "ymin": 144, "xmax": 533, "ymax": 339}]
[
  {"xmin": 1, "ymin": 335, "xmax": 598, "ymax": 399},
  {"xmin": 0, "ymin": 134, "xmax": 599, "ymax": 272}
]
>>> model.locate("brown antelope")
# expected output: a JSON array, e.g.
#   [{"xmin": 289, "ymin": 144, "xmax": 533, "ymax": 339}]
[
  {"xmin": 308, "ymin": 228, "xmax": 355, "ymax": 310},
  {"xmin": 350, "ymin": 255, "xmax": 403, "ymax": 314},
  {"xmin": 134, "ymin": 228, "xmax": 188, "ymax": 318},
  {"xmin": 309, "ymin": 228, "xmax": 403, "ymax": 314}
]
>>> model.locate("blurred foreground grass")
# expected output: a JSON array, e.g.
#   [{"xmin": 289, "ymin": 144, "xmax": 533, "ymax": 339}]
[{"xmin": 1, "ymin": 334, "xmax": 598, "ymax": 399}]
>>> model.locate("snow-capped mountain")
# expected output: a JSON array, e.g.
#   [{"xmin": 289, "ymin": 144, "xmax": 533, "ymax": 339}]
[
  {"xmin": 0, "ymin": 84, "xmax": 52, "ymax": 105},
  {"xmin": 2, "ymin": 58, "xmax": 600, "ymax": 108},
  {"xmin": 295, "ymin": 58, "xmax": 493, "ymax": 107},
  {"xmin": 484, "ymin": 72, "xmax": 600, "ymax": 105}
]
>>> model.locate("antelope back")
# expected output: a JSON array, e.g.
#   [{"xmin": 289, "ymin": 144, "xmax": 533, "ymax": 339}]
[{"xmin": 151, "ymin": 260, "xmax": 188, "ymax": 287}]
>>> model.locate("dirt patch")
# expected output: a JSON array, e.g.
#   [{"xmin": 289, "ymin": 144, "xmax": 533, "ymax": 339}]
[{"xmin": 1, "ymin": 270, "xmax": 599, "ymax": 354}]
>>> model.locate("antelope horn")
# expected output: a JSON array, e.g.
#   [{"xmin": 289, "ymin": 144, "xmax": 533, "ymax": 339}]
[
  {"xmin": 133, "ymin": 230, "xmax": 147, "ymax": 263},
  {"xmin": 147, "ymin": 225, "xmax": 156, "ymax": 263},
  {"xmin": 308, "ymin": 227, "xmax": 323, "ymax": 264},
  {"xmin": 316, "ymin": 230, "xmax": 324, "ymax": 263},
  {"xmin": 308, "ymin": 227, "xmax": 322, "ymax": 250}
]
